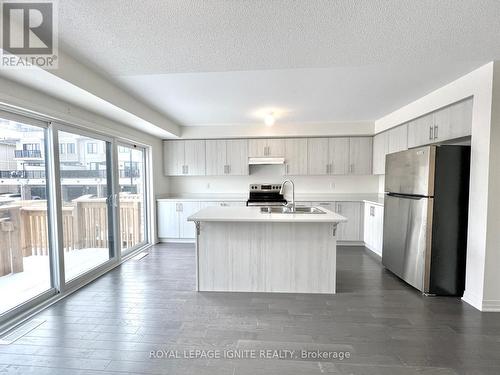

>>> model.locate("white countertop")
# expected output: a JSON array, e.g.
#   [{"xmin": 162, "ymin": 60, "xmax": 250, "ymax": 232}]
[
  {"xmin": 295, "ymin": 193, "xmax": 384, "ymax": 206},
  {"xmin": 157, "ymin": 193, "xmax": 384, "ymax": 205},
  {"xmin": 188, "ymin": 206, "xmax": 347, "ymax": 223},
  {"xmin": 157, "ymin": 194, "xmax": 247, "ymax": 202}
]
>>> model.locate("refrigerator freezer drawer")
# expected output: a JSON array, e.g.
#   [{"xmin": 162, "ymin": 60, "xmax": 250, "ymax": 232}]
[{"xmin": 382, "ymin": 194, "xmax": 433, "ymax": 292}]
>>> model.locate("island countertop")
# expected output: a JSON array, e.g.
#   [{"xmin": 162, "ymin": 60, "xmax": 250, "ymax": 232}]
[{"xmin": 188, "ymin": 206, "xmax": 347, "ymax": 223}]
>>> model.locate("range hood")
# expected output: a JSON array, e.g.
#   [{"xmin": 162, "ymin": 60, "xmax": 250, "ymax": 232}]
[{"xmin": 248, "ymin": 157, "xmax": 285, "ymax": 165}]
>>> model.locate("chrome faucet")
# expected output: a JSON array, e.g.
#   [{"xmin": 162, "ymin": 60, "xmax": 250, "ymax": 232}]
[{"xmin": 280, "ymin": 179, "xmax": 295, "ymax": 212}]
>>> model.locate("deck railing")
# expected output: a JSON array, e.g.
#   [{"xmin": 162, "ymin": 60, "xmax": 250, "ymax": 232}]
[
  {"xmin": 0, "ymin": 195, "xmax": 143, "ymax": 277},
  {"xmin": 0, "ymin": 170, "xmax": 109, "ymax": 179}
]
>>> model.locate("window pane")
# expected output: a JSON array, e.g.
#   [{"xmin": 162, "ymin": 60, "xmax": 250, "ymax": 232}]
[
  {"xmin": 118, "ymin": 145, "xmax": 146, "ymax": 252},
  {"xmin": 0, "ymin": 119, "xmax": 52, "ymax": 315},
  {"xmin": 58, "ymin": 131, "xmax": 113, "ymax": 282}
]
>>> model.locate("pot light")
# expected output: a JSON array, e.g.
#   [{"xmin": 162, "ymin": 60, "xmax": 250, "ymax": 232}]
[{"xmin": 264, "ymin": 113, "xmax": 275, "ymax": 127}]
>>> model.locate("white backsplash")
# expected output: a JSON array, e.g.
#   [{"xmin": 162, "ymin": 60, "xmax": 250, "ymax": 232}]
[{"xmin": 168, "ymin": 164, "xmax": 380, "ymax": 195}]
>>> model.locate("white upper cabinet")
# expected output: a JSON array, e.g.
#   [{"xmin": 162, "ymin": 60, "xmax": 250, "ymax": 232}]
[
  {"xmin": 432, "ymin": 106, "xmax": 451, "ymax": 143},
  {"xmin": 248, "ymin": 139, "xmax": 284, "ymax": 157},
  {"xmin": 205, "ymin": 140, "xmax": 226, "ymax": 175},
  {"xmin": 164, "ymin": 141, "xmax": 184, "ymax": 176},
  {"xmin": 408, "ymin": 114, "xmax": 434, "ymax": 149},
  {"xmin": 164, "ymin": 140, "xmax": 206, "ymax": 176},
  {"xmin": 387, "ymin": 124, "xmax": 408, "ymax": 154},
  {"xmin": 206, "ymin": 139, "xmax": 249, "ymax": 176},
  {"xmin": 407, "ymin": 98, "xmax": 473, "ymax": 149},
  {"xmin": 266, "ymin": 139, "xmax": 285, "ymax": 157},
  {"xmin": 372, "ymin": 132, "xmax": 388, "ymax": 175},
  {"xmin": 373, "ymin": 125, "xmax": 408, "ymax": 175},
  {"xmin": 308, "ymin": 137, "xmax": 371, "ymax": 175},
  {"xmin": 248, "ymin": 139, "xmax": 268, "ymax": 157},
  {"xmin": 349, "ymin": 137, "xmax": 372, "ymax": 175},
  {"xmin": 284, "ymin": 138, "xmax": 308, "ymax": 175},
  {"xmin": 226, "ymin": 139, "xmax": 249, "ymax": 175},
  {"xmin": 449, "ymin": 98, "xmax": 473, "ymax": 139},
  {"xmin": 184, "ymin": 140, "xmax": 206, "ymax": 176},
  {"xmin": 330, "ymin": 138, "xmax": 350, "ymax": 175},
  {"xmin": 307, "ymin": 138, "xmax": 329, "ymax": 175}
]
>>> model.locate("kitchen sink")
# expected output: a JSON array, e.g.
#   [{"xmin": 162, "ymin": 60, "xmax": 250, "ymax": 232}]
[{"xmin": 260, "ymin": 206, "xmax": 326, "ymax": 214}]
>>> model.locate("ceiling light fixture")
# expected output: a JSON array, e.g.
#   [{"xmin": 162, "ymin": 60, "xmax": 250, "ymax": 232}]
[{"xmin": 264, "ymin": 113, "xmax": 275, "ymax": 127}]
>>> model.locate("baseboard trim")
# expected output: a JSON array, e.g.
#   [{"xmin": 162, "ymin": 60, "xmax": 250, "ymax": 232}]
[
  {"xmin": 159, "ymin": 238, "xmax": 195, "ymax": 244},
  {"xmin": 482, "ymin": 300, "xmax": 500, "ymax": 312},
  {"xmin": 364, "ymin": 247, "xmax": 382, "ymax": 262},
  {"xmin": 337, "ymin": 241, "xmax": 365, "ymax": 246},
  {"xmin": 364, "ymin": 244, "xmax": 382, "ymax": 258}
]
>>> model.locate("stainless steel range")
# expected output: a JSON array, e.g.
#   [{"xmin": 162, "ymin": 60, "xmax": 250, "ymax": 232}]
[{"xmin": 246, "ymin": 183, "xmax": 287, "ymax": 206}]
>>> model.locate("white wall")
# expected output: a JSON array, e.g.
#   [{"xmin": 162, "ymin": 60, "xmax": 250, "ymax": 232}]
[
  {"xmin": 0, "ymin": 75, "xmax": 169, "ymax": 242},
  {"xmin": 168, "ymin": 165, "xmax": 379, "ymax": 195},
  {"xmin": 483, "ymin": 62, "xmax": 500, "ymax": 311},
  {"xmin": 376, "ymin": 62, "xmax": 498, "ymax": 311}
]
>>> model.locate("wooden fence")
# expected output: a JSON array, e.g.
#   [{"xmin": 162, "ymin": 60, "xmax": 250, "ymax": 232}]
[{"xmin": 0, "ymin": 195, "xmax": 143, "ymax": 277}]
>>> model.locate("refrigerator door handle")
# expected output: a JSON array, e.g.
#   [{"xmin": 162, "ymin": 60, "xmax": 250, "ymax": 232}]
[{"xmin": 387, "ymin": 192, "xmax": 427, "ymax": 200}]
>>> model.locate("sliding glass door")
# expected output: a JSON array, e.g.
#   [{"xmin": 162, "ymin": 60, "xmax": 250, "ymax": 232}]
[
  {"xmin": 117, "ymin": 143, "xmax": 147, "ymax": 254},
  {"xmin": 56, "ymin": 129, "xmax": 116, "ymax": 282},
  {"xmin": 0, "ymin": 116, "xmax": 55, "ymax": 316},
  {"xmin": 1, "ymin": 111, "xmax": 151, "ymax": 327}
]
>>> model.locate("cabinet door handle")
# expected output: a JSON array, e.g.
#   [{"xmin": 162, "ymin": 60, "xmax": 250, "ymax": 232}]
[
  {"xmin": 185, "ymin": 165, "xmax": 189, "ymax": 174},
  {"xmin": 223, "ymin": 165, "xmax": 227, "ymax": 174},
  {"xmin": 286, "ymin": 164, "xmax": 289, "ymax": 174},
  {"xmin": 227, "ymin": 165, "xmax": 231, "ymax": 174},
  {"xmin": 434, "ymin": 125, "xmax": 439, "ymax": 139},
  {"xmin": 370, "ymin": 206, "xmax": 375, "ymax": 216},
  {"xmin": 179, "ymin": 203, "xmax": 183, "ymax": 212},
  {"xmin": 429, "ymin": 126, "xmax": 433, "ymax": 140},
  {"xmin": 326, "ymin": 164, "xmax": 330, "ymax": 174}
]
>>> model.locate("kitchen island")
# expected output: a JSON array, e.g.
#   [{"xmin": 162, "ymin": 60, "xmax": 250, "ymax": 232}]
[{"xmin": 188, "ymin": 206, "xmax": 346, "ymax": 294}]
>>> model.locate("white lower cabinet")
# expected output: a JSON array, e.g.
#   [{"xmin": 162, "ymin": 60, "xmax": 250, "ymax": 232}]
[
  {"xmin": 314, "ymin": 201, "xmax": 363, "ymax": 242},
  {"xmin": 158, "ymin": 200, "xmax": 245, "ymax": 240},
  {"xmin": 363, "ymin": 203, "xmax": 384, "ymax": 256},
  {"xmin": 157, "ymin": 201, "xmax": 200, "ymax": 239},
  {"xmin": 335, "ymin": 202, "xmax": 363, "ymax": 241},
  {"xmin": 159, "ymin": 199, "xmax": 376, "ymax": 245},
  {"xmin": 157, "ymin": 201, "xmax": 180, "ymax": 238},
  {"xmin": 179, "ymin": 202, "xmax": 201, "ymax": 238}
]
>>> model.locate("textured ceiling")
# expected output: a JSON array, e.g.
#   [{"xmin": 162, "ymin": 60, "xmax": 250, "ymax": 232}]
[{"xmin": 56, "ymin": 0, "xmax": 500, "ymax": 125}]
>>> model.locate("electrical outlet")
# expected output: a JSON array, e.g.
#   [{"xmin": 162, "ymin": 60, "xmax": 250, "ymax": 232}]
[
  {"xmin": 206, "ymin": 183, "xmax": 210, "ymax": 190},
  {"xmin": 330, "ymin": 182, "xmax": 335, "ymax": 190}
]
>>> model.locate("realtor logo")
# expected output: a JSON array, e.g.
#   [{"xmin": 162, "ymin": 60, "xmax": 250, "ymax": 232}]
[{"xmin": 1, "ymin": 0, "xmax": 58, "ymax": 68}]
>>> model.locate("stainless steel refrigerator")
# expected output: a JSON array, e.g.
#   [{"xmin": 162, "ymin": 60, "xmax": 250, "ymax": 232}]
[{"xmin": 382, "ymin": 145, "xmax": 470, "ymax": 296}]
